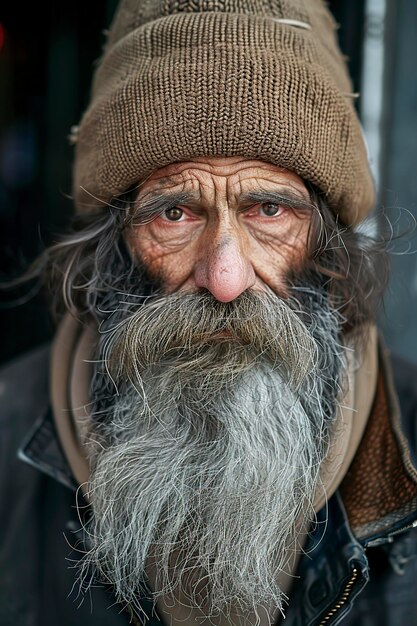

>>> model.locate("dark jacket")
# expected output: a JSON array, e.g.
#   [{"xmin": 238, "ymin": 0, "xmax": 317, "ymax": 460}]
[{"xmin": 1, "ymin": 343, "xmax": 417, "ymax": 626}]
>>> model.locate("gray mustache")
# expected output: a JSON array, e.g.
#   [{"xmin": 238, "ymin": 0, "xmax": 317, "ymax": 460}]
[{"xmin": 103, "ymin": 290, "xmax": 318, "ymax": 389}]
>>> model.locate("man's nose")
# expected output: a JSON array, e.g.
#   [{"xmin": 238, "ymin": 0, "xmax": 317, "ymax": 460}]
[{"xmin": 194, "ymin": 235, "xmax": 256, "ymax": 302}]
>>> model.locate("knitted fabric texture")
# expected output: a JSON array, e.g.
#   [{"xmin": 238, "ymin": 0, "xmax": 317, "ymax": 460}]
[{"xmin": 72, "ymin": 0, "xmax": 375, "ymax": 225}]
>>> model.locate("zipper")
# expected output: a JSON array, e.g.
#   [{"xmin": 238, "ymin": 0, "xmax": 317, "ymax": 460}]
[
  {"xmin": 387, "ymin": 519, "xmax": 417, "ymax": 540},
  {"xmin": 318, "ymin": 566, "xmax": 358, "ymax": 626},
  {"xmin": 366, "ymin": 519, "xmax": 417, "ymax": 548}
]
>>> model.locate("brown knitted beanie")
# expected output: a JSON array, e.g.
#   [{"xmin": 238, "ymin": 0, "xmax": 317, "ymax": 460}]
[{"xmin": 72, "ymin": 0, "xmax": 375, "ymax": 226}]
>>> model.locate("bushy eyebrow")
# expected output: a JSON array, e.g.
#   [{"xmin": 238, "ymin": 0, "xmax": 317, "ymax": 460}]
[
  {"xmin": 131, "ymin": 191, "xmax": 196, "ymax": 224},
  {"xmin": 239, "ymin": 189, "xmax": 315, "ymax": 213},
  {"xmin": 131, "ymin": 188, "xmax": 314, "ymax": 224}
]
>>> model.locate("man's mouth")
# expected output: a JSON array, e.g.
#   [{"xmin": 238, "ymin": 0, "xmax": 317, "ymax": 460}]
[{"xmin": 213, "ymin": 329, "xmax": 232, "ymax": 339}]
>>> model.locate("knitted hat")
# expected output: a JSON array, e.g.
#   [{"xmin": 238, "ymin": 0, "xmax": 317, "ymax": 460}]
[{"xmin": 72, "ymin": 0, "xmax": 375, "ymax": 226}]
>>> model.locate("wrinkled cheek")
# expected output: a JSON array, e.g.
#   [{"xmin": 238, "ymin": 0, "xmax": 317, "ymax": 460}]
[
  {"xmin": 125, "ymin": 227, "xmax": 145, "ymax": 259},
  {"xmin": 280, "ymin": 227, "xmax": 312, "ymax": 278},
  {"xmin": 125, "ymin": 230, "xmax": 192, "ymax": 292},
  {"xmin": 123, "ymin": 230, "xmax": 160, "ymax": 281},
  {"xmin": 255, "ymin": 240, "xmax": 309, "ymax": 296}
]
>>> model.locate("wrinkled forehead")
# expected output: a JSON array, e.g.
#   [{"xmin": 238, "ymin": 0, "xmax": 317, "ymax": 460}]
[{"xmin": 134, "ymin": 157, "xmax": 311, "ymax": 205}]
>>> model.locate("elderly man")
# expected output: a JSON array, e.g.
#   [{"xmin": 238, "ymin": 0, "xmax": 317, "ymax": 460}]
[{"xmin": 1, "ymin": 0, "xmax": 417, "ymax": 625}]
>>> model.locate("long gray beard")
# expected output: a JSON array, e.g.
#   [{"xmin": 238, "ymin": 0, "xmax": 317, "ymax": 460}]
[{"xmin": 80, "ymin": 288, "xmax": 345, "ymax": 621}]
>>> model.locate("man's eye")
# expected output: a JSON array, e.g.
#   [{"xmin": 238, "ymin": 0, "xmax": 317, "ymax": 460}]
[
  {"xmin": 162, "ymin": 207, "xmax": 184, "ymax": 221},
  {"xmin": 259, "ymin": 203, "xmax": 283, "ymax": 217}
]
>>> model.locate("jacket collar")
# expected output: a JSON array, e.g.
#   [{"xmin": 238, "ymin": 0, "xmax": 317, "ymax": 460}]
[{"xmin": 18, "ymin": 406, "xmax": 77, "ymax": 492}]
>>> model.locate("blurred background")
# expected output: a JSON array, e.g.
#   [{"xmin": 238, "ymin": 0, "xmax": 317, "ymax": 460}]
[{"xmin": 0, "ymin": 0, "xmax": 416, "ymax": 365}]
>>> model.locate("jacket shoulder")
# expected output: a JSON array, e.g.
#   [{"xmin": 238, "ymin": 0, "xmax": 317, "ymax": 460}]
[
  {"xmin": 390, "ymin": 352, "xmax": 417, "ymax": 466},
  {"xmin": 0, "ymin": 344, "xmax": 50, "ymax": 425},
  {"xmin": 0, "ymin": 344, "xmax": 51, "ymax": 487}
]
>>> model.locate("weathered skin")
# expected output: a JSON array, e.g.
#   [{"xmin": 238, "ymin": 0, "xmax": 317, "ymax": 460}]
[{"xmin": 126, "ymin": 156, "xmax": 312, "ymax": 301}]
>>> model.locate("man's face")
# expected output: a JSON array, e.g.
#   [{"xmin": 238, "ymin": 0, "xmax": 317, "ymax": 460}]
[{"xmin": 126, "ymin": 156, "xmax": 312, "ymax": 300}]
